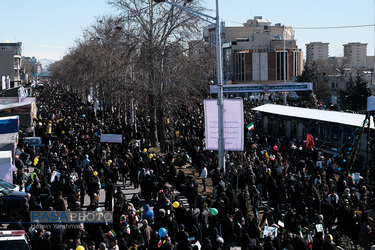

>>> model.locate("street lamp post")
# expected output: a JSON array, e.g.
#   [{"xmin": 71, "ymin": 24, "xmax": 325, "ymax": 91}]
[
  {"xmin": 215, "ymin": 0, "xmax": 225, "ymax": 170},
  {"xmin": 283, "ymin": 30, "xmax": 287, "ymax": 105},
  {"xmin": 155, "ymin": 0, "xmax": 225, "ymax": 169}
]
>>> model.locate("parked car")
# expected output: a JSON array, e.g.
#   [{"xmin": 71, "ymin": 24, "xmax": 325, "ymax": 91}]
[
  {"xmin": 0, "ymin": 179, "xmax": 21, "ymax": 191},
  {"xmin": 0, "ymin": 184, "xmax": 27, "ymax": 218},
  {"xmin": 0, "ymin": 230, "xmax": 31, "ymax": 250},
  {"xmin": 25, "ymin": 137, "xmax": 44, "ymax": 153}
]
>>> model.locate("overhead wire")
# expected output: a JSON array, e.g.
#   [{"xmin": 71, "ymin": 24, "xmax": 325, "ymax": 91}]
[{"xmin": 222, "ymin": 19, "xmax": 375, "ymax": 30}]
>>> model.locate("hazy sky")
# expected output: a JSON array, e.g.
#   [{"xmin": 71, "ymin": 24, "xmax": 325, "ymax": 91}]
[{"xmin": 2, "ymin": 0, "xmax": 374, "ymax": 61}]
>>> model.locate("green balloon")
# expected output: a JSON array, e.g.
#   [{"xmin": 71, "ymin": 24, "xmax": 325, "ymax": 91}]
[{"xmin": 210, "ymin": 208, "xmax": 218, "ymax": 216}]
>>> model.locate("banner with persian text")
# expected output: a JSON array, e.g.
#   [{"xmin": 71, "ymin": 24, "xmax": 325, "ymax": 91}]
[{"xmin": 204, "ymin": 99, "xmax": 244, "ymax": 151}]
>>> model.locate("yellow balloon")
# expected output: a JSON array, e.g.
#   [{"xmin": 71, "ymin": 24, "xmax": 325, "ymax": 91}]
[
  {"xmin": 149, "ymin": 154, "xmax": 153, "ymax": 159},
  {"xmin": 93, "ymin": 171, "xmax": 98, "ymax": 176},
  {"xmin": 143, "ymin": 148, "xmax": 147, "ymax": 153},
  {"xmin": 173, "ymin": 201, "xmax": 180, "ymax": 208},
  {"xmin": 76, "ymin": 246, "xmax": 85, "ymax": 250},
  {"xmin": 108, "ymin": 160, "xmax": 112, "ymax": 165}
]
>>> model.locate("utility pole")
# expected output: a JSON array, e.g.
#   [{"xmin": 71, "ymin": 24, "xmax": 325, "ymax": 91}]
[{"xmin": 154, "ymin": 0, "xmax": 225, "ymax": 169}]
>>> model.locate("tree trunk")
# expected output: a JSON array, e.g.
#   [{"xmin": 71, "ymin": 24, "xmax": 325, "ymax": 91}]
[
  {"xmin": 149, "ymin": 93, "xmax": 158, "ymax": 147},
  {"xmin": 157, "ymin": 105, "xmax": 165, "ymax": 152}
]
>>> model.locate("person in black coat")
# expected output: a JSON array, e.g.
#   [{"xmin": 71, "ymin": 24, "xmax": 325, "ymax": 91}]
[
  {"xmin": 185, "ymin": 182, "xmax": 198, "ymax": 210},
  {"xmin": 161, "ymin": 214, "xmax": 178, "ymax": 244},
  {"xmin": 76, "ymin": 176, "xmax": 87, "ymax": 207},
  {"xmin": 237, "ymin": 189, "xmax": 248, "ymax": 217},
  {"xmin": 221, "ymin": 214, "xmax": 234, "ymax": 247},
  {"xmin": 51, "ymin": 176, "xmax": 63, "ymax": 197},
  {"xmin": 38, "ymin": 180, "xmax": 52, "ymax": 209},
  {"xmin": 175, "ymin": 224, "xmax": 190, "ymax": 249},
  {"xmin": 104, "ymin": 179, "xmax": 115, "ymax": 211},
  {"xmin": 140, "ymin": 174, "xmax": 153, "ymax": 202},
  {"xmin": 42, "ymin": 231, "xmax": 52, "ymax": 250},
  {"xmin": 225, "ymin": 184, "xmax": 236, "ymax": 215},
  {"xmin": 87, "ymin": 176, "xmax": 100, "ymax": 203},
  {"xmin": 66, "ymin": 179, "xmax": 80, "ymax": 209}
]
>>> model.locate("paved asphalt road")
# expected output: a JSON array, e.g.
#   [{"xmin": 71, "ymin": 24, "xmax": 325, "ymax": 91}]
[
  {"xmin": 84, "ymin": 178, "xmax": 188, "ymax": 210},
  {"xmin": 89, "ymin": 179, "xmax": 241, "ymax": 249}
]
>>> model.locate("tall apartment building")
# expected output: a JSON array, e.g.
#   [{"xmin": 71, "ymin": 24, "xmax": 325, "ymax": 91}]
[
  {"xmin": 305, "ymin": 42, "xmax": 329, "ymax": 65},
  {"xmin": 204, "ymin": 16, "xmax": 303, "ymax": 84},
  {"xmin": 0, "ymin": 42, "xmax": 22, "ymax": 88},
  {"xmin": 343, "ymin": 42, "xmax": 367, "ymax": 68}
]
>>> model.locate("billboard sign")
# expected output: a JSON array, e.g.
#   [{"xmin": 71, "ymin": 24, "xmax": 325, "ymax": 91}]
[{"xmin": 204, "ymin": 99, "xmax": 244, "ymax": 151}]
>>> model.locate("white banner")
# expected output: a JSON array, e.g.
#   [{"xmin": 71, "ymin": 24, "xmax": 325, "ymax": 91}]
[
  {"xmin": 50, "ymin": 170, "xmax": 61, "ymax": 183},
  {"xmin": 1, "ymin": 76, "xmax": 5, "ymax": 90},
  {"xmin": 100, "ymin": 134, "xmax": 123, "ymax": 143},
  {"xmin": 367, "ymin": 96, "xmax": 375, "ymax": 111},
  {"xmin": 204, "ymin": 99, "xmax": 244, "ymax": 151}
]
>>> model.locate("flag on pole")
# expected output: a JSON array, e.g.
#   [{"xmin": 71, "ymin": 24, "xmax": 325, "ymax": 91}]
[
  {"xmin": 306, "ymin": 134, "xmax": 315, "ymax": 149},
  {"xmin": 246, "ymin": 122, "xmax": 254, "ymax": 131}
]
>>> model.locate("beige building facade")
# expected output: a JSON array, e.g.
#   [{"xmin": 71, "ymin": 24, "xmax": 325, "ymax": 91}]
[
  {"xmin": 305, "ymin": 42, "xmax": 329, "ymax": 65},
  {"xmin": 343, "ymin": 42, "xmax": 367, "ymax": 68},
  {"xmin": 204, "ymin": 16, "xmax": 303, "ymax": 85}
]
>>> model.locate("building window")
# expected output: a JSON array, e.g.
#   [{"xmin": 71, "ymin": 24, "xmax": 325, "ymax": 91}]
[
  {"xmin": 276, "ymin": 51, "xmax": 288, "ymax": 81},
  {"xmin": 235, "ymin": 52, "xmax": 246, "ymax": 82}
]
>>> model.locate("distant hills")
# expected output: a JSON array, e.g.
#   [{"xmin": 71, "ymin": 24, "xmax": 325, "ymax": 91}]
[
  {"xmin": 39, "ymin": 59, "xmax": 56, "ymax": 70},
  {"xmin": 38, "ymin": 59, "xmax": 56, "ymax": 77}
]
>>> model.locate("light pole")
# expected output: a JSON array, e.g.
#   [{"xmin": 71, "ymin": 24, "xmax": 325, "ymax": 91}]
[
  {"xmin": 283, "ymin": 30, "xmax": 287, "ymax": 105},
  {"xmin": 154, "ymin": 0, "xmax": 225, "ymax": 169}
]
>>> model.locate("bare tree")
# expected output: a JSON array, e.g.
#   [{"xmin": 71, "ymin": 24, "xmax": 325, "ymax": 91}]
[
  {"xmin": 107, "ymin": 0, "xmax": 211, "ymax": 148},
  {"xmin": 51, "ymin": 1, "xmax": 215, "ymax": 150}
]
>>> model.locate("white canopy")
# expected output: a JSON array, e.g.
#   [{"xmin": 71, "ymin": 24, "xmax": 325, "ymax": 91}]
[
  {"xmin": 0, "ymin": 151, "xmax": 14, "ymax": 184},
  {"xmin": 252, "ymin": 104, "xmax": 375, "ymax": 129},
  {"xmin": 0, "ymin": 151, "xmax": 12, "ymax": 163}
]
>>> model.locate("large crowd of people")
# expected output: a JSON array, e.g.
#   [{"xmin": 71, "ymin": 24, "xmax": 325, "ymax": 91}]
[{"xmin": 6, "ymin": 82, "xmax": 375, "ymax": 250}]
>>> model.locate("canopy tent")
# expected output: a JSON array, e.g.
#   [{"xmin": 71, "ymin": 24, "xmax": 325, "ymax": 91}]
[
  {"xmin": 0, "ymin": 98, "xmax": 37, "ymax": 132},
  {"xmin": 0, "ymin": 151, "xmax": 15, "ymax": 184},
  {"xmin": 0, "ymin": 132, "xmax": 18, "ymax": 160},
  {"xmin": 0, "ymin": 116, "xmax": 19, "ymax": 134},
  {"xmin": 252, "ymin": 104, "xmax": 375, "ymax": 129}
]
